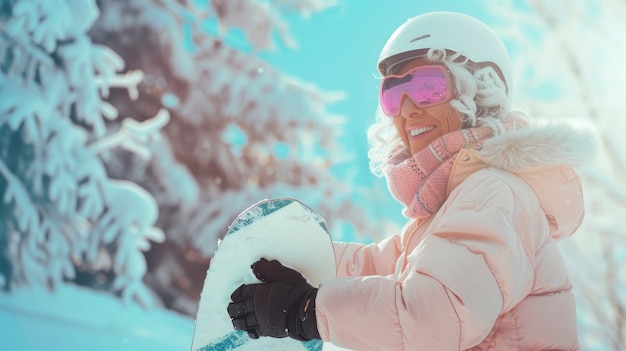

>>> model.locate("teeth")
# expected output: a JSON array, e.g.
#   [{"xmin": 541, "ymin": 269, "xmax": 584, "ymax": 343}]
[{"xmin": 410, "ymin": 126, "xmax": 435, "ymax": 137}]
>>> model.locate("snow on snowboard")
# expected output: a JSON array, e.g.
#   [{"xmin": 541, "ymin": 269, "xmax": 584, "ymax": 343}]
[{"xmin": 190, "ymin": 198, "xmax": 349, "ymax": 351}]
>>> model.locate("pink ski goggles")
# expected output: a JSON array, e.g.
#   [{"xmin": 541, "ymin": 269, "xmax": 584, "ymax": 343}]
[{"xmin": 379, "ymin": 65, "xmax": 453, "ymax": 116}]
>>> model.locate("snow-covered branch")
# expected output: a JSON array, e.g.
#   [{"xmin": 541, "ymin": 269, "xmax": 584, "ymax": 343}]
[
  {"xmin": 0, "ymin": 159, "xmax": 40, "ymax": 235},
  {"xmin": 0, "ymin": 28, "xmax": 55, "ymax": 85},
  {"xmin": 94, "ymin": 70, "xmax": 143, "ymax": 100},
  {"xmin": 90, "ymin": 109, "xmax": 170, "ymax": 159}
]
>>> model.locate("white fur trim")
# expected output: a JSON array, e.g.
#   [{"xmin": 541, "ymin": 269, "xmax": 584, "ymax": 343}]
[{"xmin": 478, "ymin": 119, "xmax": 597, "ymax": 171}]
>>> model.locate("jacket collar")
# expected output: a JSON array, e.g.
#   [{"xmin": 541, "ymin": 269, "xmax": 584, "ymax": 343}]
[{"xmin": 449, "ymin": 119, "xmax": 596, "ymax": 240}]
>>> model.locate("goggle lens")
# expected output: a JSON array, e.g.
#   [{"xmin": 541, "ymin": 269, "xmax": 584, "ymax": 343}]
[{"xmin": 380, "ymin": 65, "xmax": 451, "ymax": 116}]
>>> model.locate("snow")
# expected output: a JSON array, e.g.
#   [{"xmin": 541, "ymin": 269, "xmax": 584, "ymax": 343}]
[{"xmin": 0, "ymin": 284, "xmax": 194, "ymax": 351}]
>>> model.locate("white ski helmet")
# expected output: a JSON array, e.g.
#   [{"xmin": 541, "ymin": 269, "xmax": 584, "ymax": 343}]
[{"xmin": 378, "ymin": 12, "xmax": 513, "ymax": 93}]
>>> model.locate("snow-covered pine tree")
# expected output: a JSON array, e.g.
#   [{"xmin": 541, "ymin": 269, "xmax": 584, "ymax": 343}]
[
  {"xmin": 486, "ymin": 0, "xmax": 626, "ymax": 347},
  {"xmin": 89, "ymin": 0, "xmax": 381, "ymax": 315},
  {"xmin": 0, "ymin": 0, "xmax": 167, "ymax": 308}
]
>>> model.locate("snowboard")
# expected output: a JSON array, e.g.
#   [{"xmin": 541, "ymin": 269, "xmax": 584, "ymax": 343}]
[{"xmin": 190, "ymin": 198, "xmax": 338, "ymax": 351}]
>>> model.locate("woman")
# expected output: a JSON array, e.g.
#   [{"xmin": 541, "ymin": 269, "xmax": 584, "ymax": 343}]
[{"xmin": 228, "ymin": 12, "xmax": 594, "ymax": 350}]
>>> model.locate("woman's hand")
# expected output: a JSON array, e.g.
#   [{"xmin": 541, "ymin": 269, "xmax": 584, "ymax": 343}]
[{"xmin": 227, "ymin": 258, "xmax": 320, "ymax": 341}]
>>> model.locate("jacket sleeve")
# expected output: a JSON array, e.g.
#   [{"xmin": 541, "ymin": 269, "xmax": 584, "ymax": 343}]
[
  {"xmin": 316, "ymin": 171, "xmax": 537, "ymax": 350},
  {"xmin": 332, "ymin": 234, "xmax": 402, "ymax": 278}
]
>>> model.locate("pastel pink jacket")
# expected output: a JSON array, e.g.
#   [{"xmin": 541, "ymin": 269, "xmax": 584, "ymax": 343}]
[{"xmin": 315, "ymin": 121, "xmax": 594, "ymax": 350}]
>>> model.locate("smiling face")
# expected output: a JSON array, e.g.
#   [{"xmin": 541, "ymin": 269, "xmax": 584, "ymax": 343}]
[{"xmin": 388, "ymin": 58, "xmax": 463, "ymax": 155}]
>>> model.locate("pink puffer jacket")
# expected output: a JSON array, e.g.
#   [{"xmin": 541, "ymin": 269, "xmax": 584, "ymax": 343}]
[{"xmin": 315, "ymin": 121, "xmax": 594, "ymax": 350}]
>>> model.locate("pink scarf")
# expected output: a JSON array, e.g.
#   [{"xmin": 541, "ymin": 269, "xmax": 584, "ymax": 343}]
[{"xmin": 384, "ymin": 127, "xmax": 493, "ymax": 219}]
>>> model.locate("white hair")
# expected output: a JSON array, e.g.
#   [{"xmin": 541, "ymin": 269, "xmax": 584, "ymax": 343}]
[{"xmin": 367, "ymin": 48, "xmax": 525, "ymax": 177}]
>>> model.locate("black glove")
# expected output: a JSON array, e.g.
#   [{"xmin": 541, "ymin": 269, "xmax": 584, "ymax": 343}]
[{"xmin": 227, "ymin": 258, "xmax": 320, "ymax": 341}]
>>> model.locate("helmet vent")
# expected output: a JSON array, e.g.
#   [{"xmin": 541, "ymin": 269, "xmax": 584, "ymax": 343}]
[{"xmin": 410, "ymin": 34, "xmax": 430, "ymax": 43}]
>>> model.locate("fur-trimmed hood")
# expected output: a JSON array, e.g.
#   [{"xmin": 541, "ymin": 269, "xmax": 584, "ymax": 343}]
[
  {"xmin": 463, "ymin": 119, "xmax": 597, "ymax": 240},
  {"xmin": 478, "ymin": 119, "xmax": 597, "ymax": 171}
]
